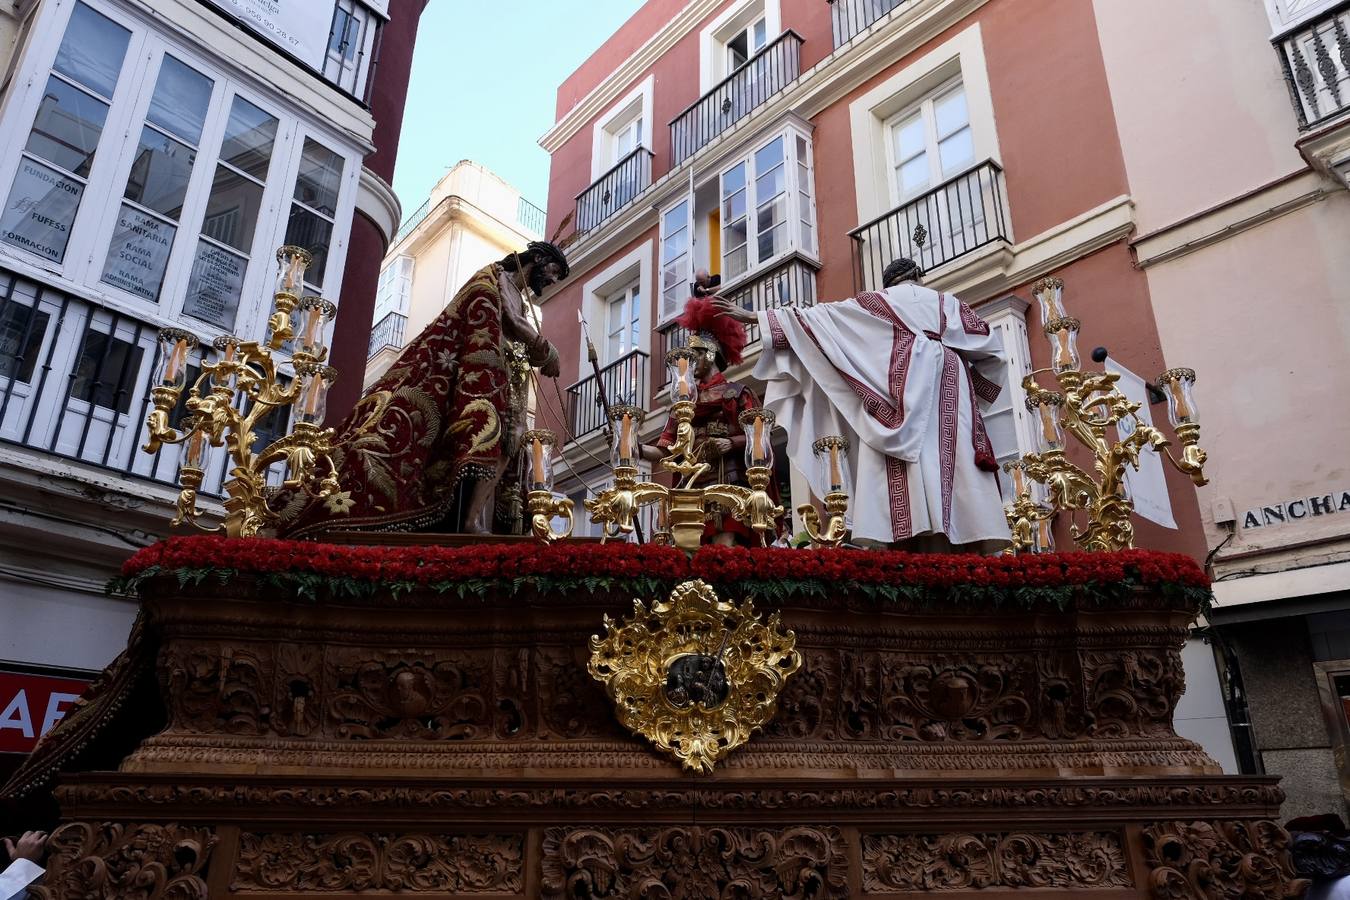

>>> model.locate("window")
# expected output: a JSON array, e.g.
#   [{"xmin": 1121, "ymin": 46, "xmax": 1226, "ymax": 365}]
[
  {"xmin": 182, "ymin": 97, "xmax": 278, "ymax": 329},
  {"xmin": 67, "ymin": 324, "xmax": 144, "ymax": 414},
  {"xmin": 324, "ymin": 0, "xmax": 379, "ymax": 97},
  {"xmin": 0, "ymin": 3, "xmax": 130, "ymax": 263},
  {"xmin": 101, "ymin": 55, "xmax": 213, "ymax": 303},
  {"xmin": 660, "ymin": 200, "xmax": 691, "ymax": 321},
  {"xmin": 1268, "ymin": 0, "xmax": 1342, "ymax": 28},
  {"xmin": 605, "ymin": 281, "xmax": 641, "ymax": 363},
  {"xmin": 886, "ymin": 81, "xmax": 973, "ymax": 203},
  {"xmin": 374, "ymin": 255, "xmax": 413, "ymax": 319},
  {"xmin": 285, "ymin": 138, "xmax": 345, "ymax": 290},
  {"xmin": 0, "ymin": 0, "xmax": 361, "ymax": 343},
  {"xmin": 725, "ymin": 16, "xmax": 768, "ymax": 74},
  {"xmin": 699, "ymin": 126, "xmax": 815, "ymax": 291},
  {"xmin": 0, "ymin": 300, "xmax": 49, "ymax": 383}
]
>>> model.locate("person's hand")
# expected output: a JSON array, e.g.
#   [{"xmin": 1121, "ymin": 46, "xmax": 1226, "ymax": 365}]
[
  {"xmin": 711, "ymin": 298, "xmax": 755, "ymax": 324},
  {"xmin": 705, "ymin": 438, "xmax": 733, "ymax": 458},
  {"xmin": 5, "ymin": 830, "xmax": 47, "ymax": 863},
  {"xmin": 540, "ymin": 351, "xmax": 561, "ymax": 379}
]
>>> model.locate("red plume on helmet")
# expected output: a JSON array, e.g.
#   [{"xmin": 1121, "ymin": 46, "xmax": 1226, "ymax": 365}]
[{"xmin": 676, "ymin": 297, "xmax": 748, "ymax": 367}]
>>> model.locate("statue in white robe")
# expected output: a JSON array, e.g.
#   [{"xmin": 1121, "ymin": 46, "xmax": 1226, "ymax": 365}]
[{"xmin": 716, "ymin": 259, "xmax": 1010, "ymax": 549}]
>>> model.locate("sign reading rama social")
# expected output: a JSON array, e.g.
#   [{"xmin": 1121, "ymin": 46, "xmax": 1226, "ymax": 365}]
[
  {"xmin": 203, "ymin": 0, "xmax": 337, "ymax": 71},
  {"xmin": 0, "ymin": 670, "xmax": 92, "ymax": 754}
]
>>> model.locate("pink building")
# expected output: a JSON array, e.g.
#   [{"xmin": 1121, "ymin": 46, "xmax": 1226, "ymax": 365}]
[{"xmin": 537, "ymin": 0, "xmax": 1350, "ymax": 819}]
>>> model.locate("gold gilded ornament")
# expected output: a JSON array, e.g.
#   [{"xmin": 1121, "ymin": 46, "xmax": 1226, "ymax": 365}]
[{"xmin": 588, "ymin": 579, "xmax": 801, "ymax": 773}]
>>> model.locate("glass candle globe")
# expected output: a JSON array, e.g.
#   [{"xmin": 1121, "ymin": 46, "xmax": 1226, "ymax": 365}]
[
  {"xmin": 1156, "ymin": 367, "xmax": 1199, "ymax": 427},
  {"xmin": 609, "ymin": 405, "xmax": 645, "ymax": 469},
  {"xmin": 812, "ymin": 435, "xmax": 851, "ymax": 494},
  {"xmin": 740, "ymin": 408, "xmax": 775, "ymax": 469},
  {"xmin": 524, "ymin": 428, "xmax": 558, "ymax": 491},
  {"xmin": 1026, "ymin": 391, "xmax": 1066, "ymax": 452},
  {"xmin": 155, "ymin": 328, "xmax": 199, "ymax": 390},
  {"xmin": 275, "ymin": 245, "xmax": 312, "ymax": 298}
]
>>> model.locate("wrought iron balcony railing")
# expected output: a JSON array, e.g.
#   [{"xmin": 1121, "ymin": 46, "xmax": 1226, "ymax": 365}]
[
  {"xmin": 566, "ymin": 348, "xmax": 650, "ymax": 439},
  {"xmin": 827, "ymin": 0, "xmax": 911, "ymax": 48},
  {"xmin": 848, "ymin": 160, "xmax": 1009, "ymax": 293},
  {"xmin": 392, "ymin": 199, "xmax": 430, "ymax": 247},
  {"xmin": 367, "ymin": 311, "xmax": 407, "ymax": 359},
  {"xmin": 657, "ymin": 255, "xmax": 818, "ymax": 381},
  {"xmin": 1275, "ymin": 2, "xmax": 1350, "ymax": 129},
  {"xmin": 0, "ymin": 267, "xmax": 289, "ymax": 499},
  {"xmin": 517, "ymin": 196, "xmax": 546, "ymax": 236},
  {"xmin": 576, "ymin": 148, "xmax": 654, "ymax": 235},
  {"xmin": 669, "ymin": 30, "xmax": 804, "ymax": 166}
]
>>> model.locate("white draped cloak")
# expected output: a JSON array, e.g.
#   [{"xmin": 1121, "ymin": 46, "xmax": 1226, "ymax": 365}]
[{"xmin": 754, "ymin": 284, "xmax": 1011, "ymax": 546}]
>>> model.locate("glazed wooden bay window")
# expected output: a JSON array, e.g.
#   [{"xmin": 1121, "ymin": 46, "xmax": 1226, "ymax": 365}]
[
  {"xmin": 0, "ymin": 0, "xmax": 360, "ymax": 335},
  {"xmin": 659, "ymin": 125, "xmax": 818, "ymax": 325}
]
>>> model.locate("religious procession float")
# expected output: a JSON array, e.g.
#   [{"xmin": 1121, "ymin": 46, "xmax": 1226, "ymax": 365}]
[{"xmin": 0, "ymin": 243, "xmax": 1306, "ymax": 898}]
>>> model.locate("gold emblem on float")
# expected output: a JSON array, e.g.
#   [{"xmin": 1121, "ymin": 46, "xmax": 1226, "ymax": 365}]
[{"xmin": 588, "ymin": 579, "xmax": 801, "ymax": 773}]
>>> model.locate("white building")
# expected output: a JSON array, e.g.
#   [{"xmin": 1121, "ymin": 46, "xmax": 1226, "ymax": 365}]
[
  {"xmin": 0, "ymin": 0, "xmax": 404, "ymax": 774},
  {"xmin": 366, "ymin": 160, "xmax": 544, "ymax": 388}
]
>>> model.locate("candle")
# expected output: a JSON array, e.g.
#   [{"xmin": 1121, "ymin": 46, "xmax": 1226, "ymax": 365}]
[
  {"xmin": 677, "ymin": 357, "xmax": 690, "ymax": 398},
  {"xmin": 1039, "ymin": 406, "xmax": 1058, "ymax": 447},
  {"xmin": 221, "ymin": 342, "xmax": 237, "ymax": 364},
  {"xmin": 1011, "ymin": 464, "xmax": 1026, "ymax": 496},
  {"xmin": 1054, "ymin": 328, "xmax": 1074, "ymax": 370},
  {"xmin": 1172, "ymin": 382, "xmax": 1192, "ymax": 421},
  {"xmin": 752, "ymin": 415, "xmax": 765, "ymax": 465},
  {"xmin": 165, "ymin": 338, "xmax": 188, "ymax": 382},
  {"xmin": 303, "ymin": 374, "xmax": 323, "ymax": 416},
  {"xmin": 828, "ymin": 443, "xmax": 842, "ymax": 491},
  {"xmin": 286, "ymin": 256, "xmax": 302, "ymax": 293},
  {"xmin": 186, "ymin": 429, "xmax": 207, "ymax": 468},
  {"xmin": 302, "ymin": 308, "xmax": 321, "ymax": 349},
  {"xmin": 1037, "ymin": 517, "xmax": 1052, "ymax": 550},
  {"xmin": 531, "ymin": 436, "xmax": 545, "ymax": 486},
  {"xmin": 620, "ymin": 412, "xmax": 633, "ymax": 461}
]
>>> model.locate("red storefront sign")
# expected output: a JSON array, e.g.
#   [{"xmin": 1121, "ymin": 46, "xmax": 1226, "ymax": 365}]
[{"xmin": 0, "ymin": 671, "xmax": 91, "ymax": 753}]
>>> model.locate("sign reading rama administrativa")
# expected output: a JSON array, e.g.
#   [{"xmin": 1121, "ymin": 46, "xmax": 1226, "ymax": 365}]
[
  {"xmin": 1242, "ymin": 487, "xmax": 1350, "ymax": 529},
  {"xmin": 203, "ymin": 0, "xmax": 336, "ymax": 71}
]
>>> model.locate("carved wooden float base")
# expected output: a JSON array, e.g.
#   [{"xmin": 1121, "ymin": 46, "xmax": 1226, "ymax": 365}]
[{"xmin": 14, "ymin": 549, "xmax": 1309, "ymax": 898}]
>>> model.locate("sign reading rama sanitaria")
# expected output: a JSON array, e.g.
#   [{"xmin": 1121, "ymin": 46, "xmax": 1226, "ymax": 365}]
[{"xmin": 203, "ymin": 0, "xmax": 336, "ymax": 71}]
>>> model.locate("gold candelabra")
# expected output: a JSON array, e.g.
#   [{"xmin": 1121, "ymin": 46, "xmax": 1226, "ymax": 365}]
[
  {"xmin": 1006, "ymin": 277, "xmax": 1209, "ymax": 554},
  {"xmin": 571, "ymin": 347, "xmax": 849, "ymax": 552},
  {"xmin": 797, "ymin": 436, "xmax": 851, "ymax": 548},
  {"xmin": 141, "ymin": 246, "xmax": 341, "ymax": 538},
  {"xmin": 523, "ymin": 428, "xmax": 574, "ymax": 542}
]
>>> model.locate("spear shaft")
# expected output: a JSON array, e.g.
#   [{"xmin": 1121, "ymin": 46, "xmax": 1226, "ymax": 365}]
[{"xmin": 579, "ymin": 311, "xmax": 646, "ymax": 544}]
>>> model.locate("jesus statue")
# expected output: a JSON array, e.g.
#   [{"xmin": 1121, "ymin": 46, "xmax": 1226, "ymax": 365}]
[{"xmin": 714, "ymin": 257, "xmax": 1010, "ymax": 552}]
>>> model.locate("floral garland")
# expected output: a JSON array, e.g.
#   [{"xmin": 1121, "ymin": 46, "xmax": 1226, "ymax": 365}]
[{"xmin": 110, "ymin": 536, "xmax": 1211, "ymax": 612}]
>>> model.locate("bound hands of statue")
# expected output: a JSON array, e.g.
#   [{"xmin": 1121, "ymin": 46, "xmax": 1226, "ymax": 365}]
[
  {"xmin": 710, "ymin": 297, "xmax": 756, "ymax": 324},
  {"xmin": 4, "ymin": 830, "xmax": 47, "ymax": 863},
  {"xmin": 704, "ymin": 438, "xmax": 733, "ymax": 458}
]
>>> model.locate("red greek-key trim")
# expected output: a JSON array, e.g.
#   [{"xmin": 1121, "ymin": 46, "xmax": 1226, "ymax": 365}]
[
  {"xmin": 970, "ymin": 368, "xmax": 1002, "ymax": 403},
  {"xmin": 937, "ymin": 346, "xmax": 960, "ymax": 534},
  {"xmin": 766, "ymin": 309, "xmax": 788, "ymax": 350},
  {"xmin": 958, "ymin": 300, "xmax": 990, "ymax": 335},
  {"xmin": 888, "ymin": 455, "xmax": 911, "ymax": 541}
]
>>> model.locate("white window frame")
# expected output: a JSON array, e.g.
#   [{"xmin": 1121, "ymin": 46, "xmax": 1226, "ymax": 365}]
[
  {"xmin": 672, "ymin": 121, "xmax": 816, "ymax": 317},
  {"xmin": 0, "ymin": 0, "xmax": 363, "ymax": 346},
  {"xmin": 323, "ymin": 0, "xmax": 381, "ymax": 98},
  {"xmin": 590, "ymin": 75, "xmax": 653, "ymax": 181},
  {"xmin": 698, "ymin": 0, "xmax": 782, "ymax": 93},
  {"xmin": 604, "ymin": 280, "xmax": 642, "ymax": 363},
  {"xmin": 1265, "ymin": 0, "xmax": 1342, "ymax": 33},
  {"xmin": 883, "ymin": 77, "xmax": 974, "ymax": 206},
  {"xmin": 656, "ymin": 198, "xmax": 692, "ymax": 326},
  {"xmin": 848, "ymin": 24, "xmax": 1001, "ymax": 228},
  {"xmin": 374, "ymin": 254, "xmax": 413, "ymax": 319},
  {"xmin": 577, "ymin": 239, "xmax": 653, "ymax": 382}
]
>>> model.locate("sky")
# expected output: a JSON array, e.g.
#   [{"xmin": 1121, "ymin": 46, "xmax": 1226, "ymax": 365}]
[{"xmin": 391, "ymin": 0, "xmax": 649, "ymax": 225}]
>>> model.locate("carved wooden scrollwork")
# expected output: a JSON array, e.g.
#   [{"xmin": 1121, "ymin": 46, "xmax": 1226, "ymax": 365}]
[
  {"xmin": 861, "ymin": 830, "xmax": 1131, "ymax": 891},
  {"xmin": 27, "ymin": 822, "xmax": 216, "ymax": 900},
  {"xmin": 232, "ymin": 832, "xmax": 524, "ymax": 893},
  {"xmin": 540, "ymin": 826, "xmax": 848, "ymax": 899},
  {"xmin": 1141, "ymin": 820, "xmax": 1309, "ymax": 899}
]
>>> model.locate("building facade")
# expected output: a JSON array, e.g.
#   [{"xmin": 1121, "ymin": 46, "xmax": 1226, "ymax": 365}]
[
  {"xmin": 0, "ymin": 0, "xmax": 425, "ymax": 776},
  {"xmin": 534, "ymin": 0, "xmax": 1289, "ymax": 790},
  {"xmin": 1092, "ymin": 0, "xmax": 1350, "ymax": 821},
  {"xmin": 365, "ymin": 160, "xmax": 544, "ymax": 389}
]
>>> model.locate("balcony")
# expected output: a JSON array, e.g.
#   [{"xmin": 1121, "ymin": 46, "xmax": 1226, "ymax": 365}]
[
  {"xmin": 1276, "ymin": 3, "xmax": 1350, "ymax": 130},
  {"xmin": 848, "ymin": 160, "xmax": 1010, "ymax": 292},
  {"xmin": 367, "ymin": 311, "xmax": 408, "ymax": 359},
  {"xmin": 657, "ymin": 255, "xmax": 819, "ymax": 375},
  {"xmin": 565, "ymin": 348, "xmax": 649, "ymax": 439},
  {"xmin": 670, "ymin": 31, "xmax": 804, "ymax": 166},
  {"xmin": 0, "ymin": 268, "xmax": 279, "ymax": 498},
  {"xmin": 517, "ymin": 196, "xmax": 547, "ymax": 236},
  {"xmin": 576, "ymin": 148, "xmax": 654, "ymax": 235},
  {"xmin": 828, "ymin": 0, "xmax": 911, "ymax": 48}
]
